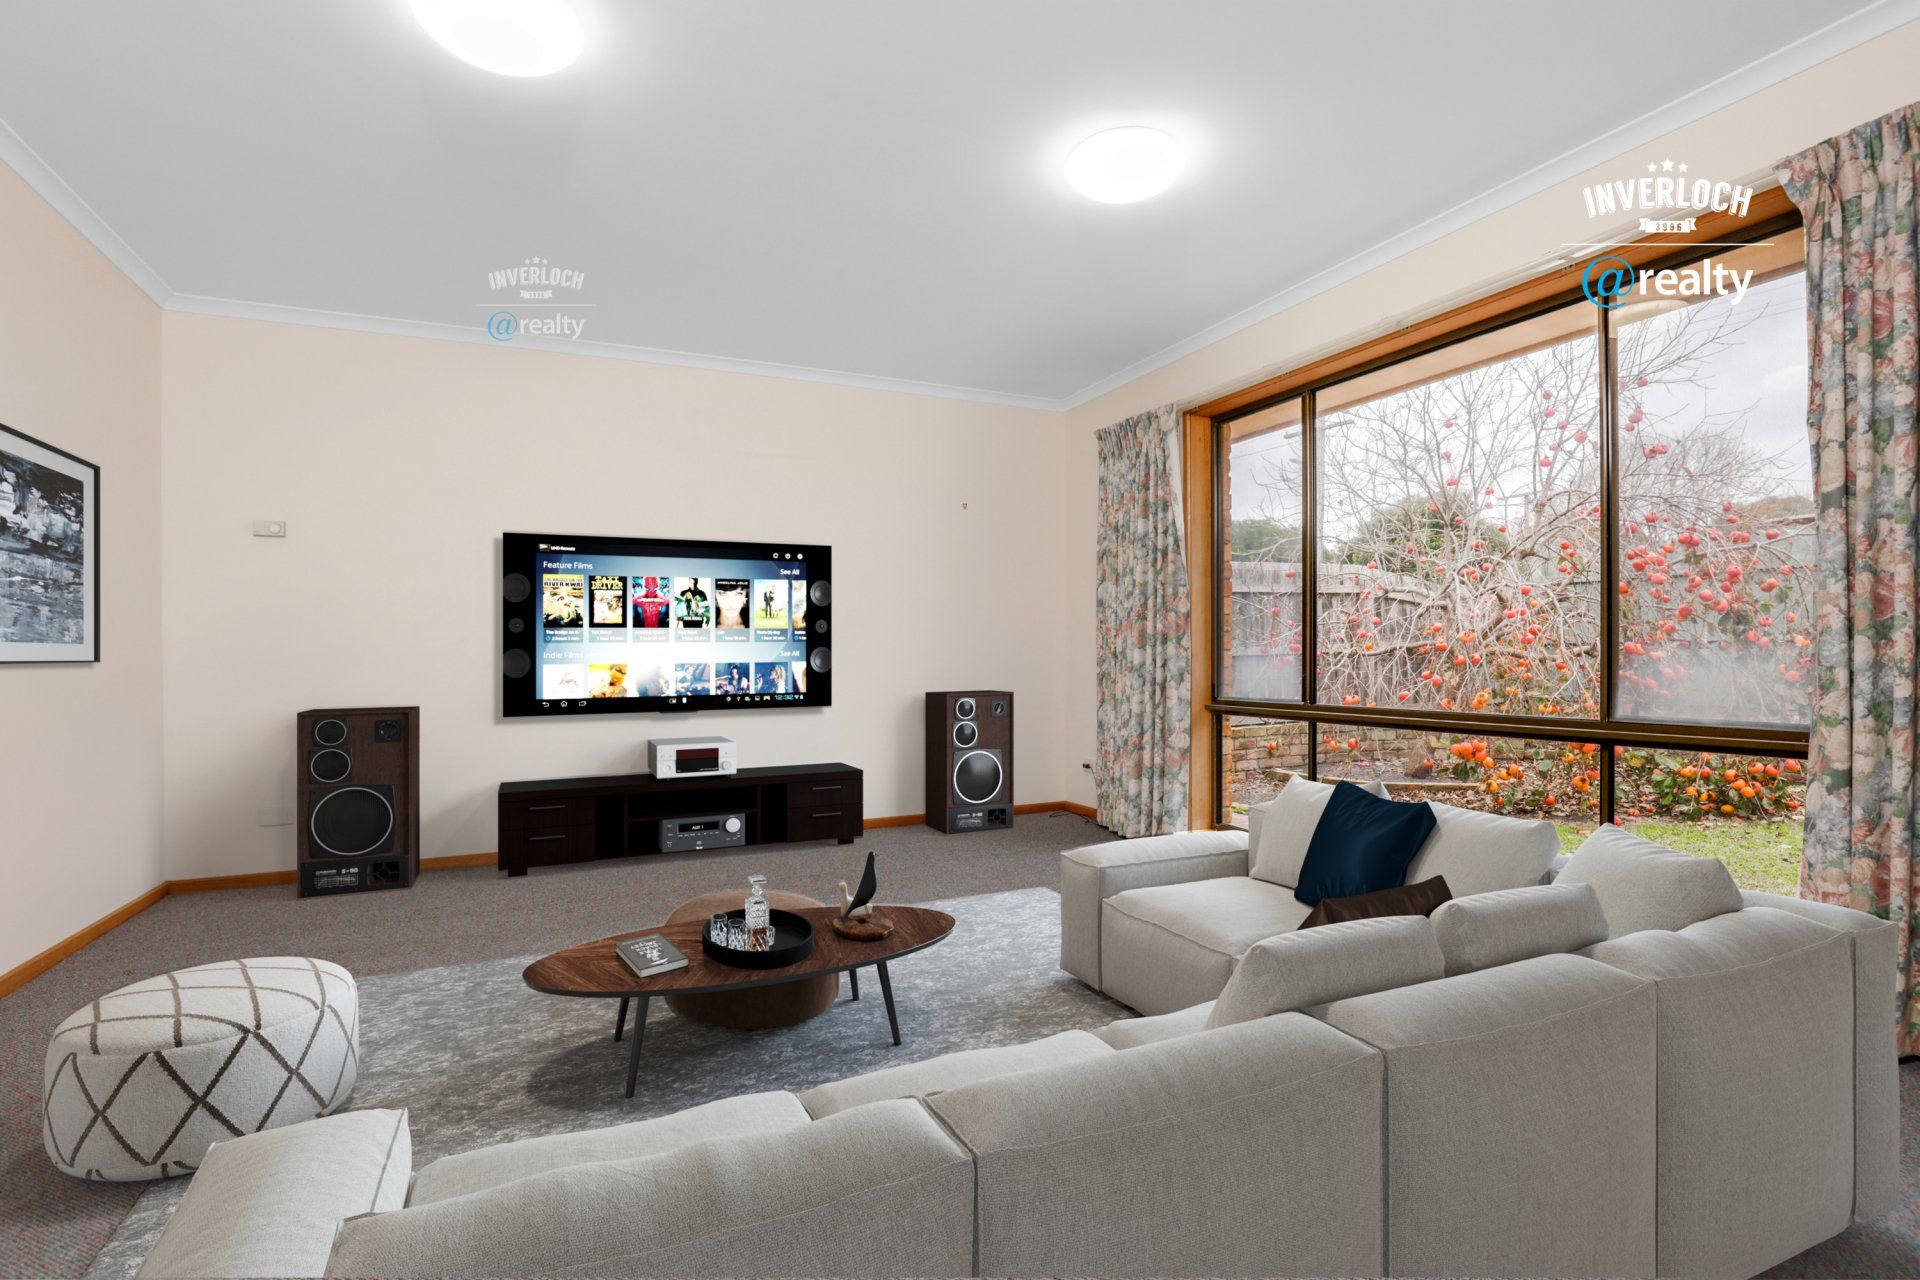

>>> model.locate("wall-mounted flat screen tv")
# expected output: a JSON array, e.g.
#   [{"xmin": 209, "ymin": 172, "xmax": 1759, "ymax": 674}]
[{"xmin": 502, "ymin": 532, "xmax": 831, "ymax": 717}]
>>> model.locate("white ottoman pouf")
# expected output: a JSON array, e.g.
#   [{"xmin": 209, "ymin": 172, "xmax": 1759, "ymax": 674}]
[{"xmin": 43, "ymin": 957, "xmax": 359, "ymax": 1180}]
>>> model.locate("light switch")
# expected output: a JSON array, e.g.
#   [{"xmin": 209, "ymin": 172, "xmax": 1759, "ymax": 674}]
[{"xmin": 252, "ymin": 520, "xmax": 287, "ymax": 538}]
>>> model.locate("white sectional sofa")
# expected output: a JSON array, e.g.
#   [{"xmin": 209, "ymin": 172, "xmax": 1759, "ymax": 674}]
[
  {"xmin": 1060, "ymin": 778, "xmax": 1561, "ymax": 1011},
  {"xmin": 135, "ymin": 820, "xmax": 1898, "ymax": 1279}
]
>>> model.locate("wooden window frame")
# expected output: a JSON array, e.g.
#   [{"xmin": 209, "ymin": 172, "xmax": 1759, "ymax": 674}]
[{"xmin": 1185, "ymin": 186, "xmax": 1808, "ymax": 830}]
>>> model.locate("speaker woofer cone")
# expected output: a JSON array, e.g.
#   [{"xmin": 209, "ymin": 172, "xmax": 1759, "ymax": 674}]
[
  {"xmin": 309, "ymin": 748, "xmax": 351, "ymax": 784},
  {"xmin": 313, "ymin": 718, "xmax": 348, "ymax": 746},
  {"xmin": 953, "ymin": 750, "xmax": 1003, "ymax": 805},
  {"xmin": 955, "ymin": 697, "xmax": 976, "ymax": 720},
  {"xmin": 310, "ymin": 786, "xmax": 395, "ymax": 857},
  {"xmin": 952, "ymin": 721, "xmax": 978, "ymax": 748}
]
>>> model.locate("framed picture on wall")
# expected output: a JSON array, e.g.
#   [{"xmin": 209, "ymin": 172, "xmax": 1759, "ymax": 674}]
[{"xmin": 0, "ymin": 423, "xmax": 99, "ymax": 664}]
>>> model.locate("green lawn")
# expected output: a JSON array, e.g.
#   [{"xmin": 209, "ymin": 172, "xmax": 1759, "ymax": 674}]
[{"xmin": 1557, "ymin": 819, "xmax": 1802, "ymax": 896}]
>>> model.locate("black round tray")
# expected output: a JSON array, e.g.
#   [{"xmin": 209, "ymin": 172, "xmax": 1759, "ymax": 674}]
[{"xmin": 701, "ymin": 908, "xmax": 816, "ymax": 969}]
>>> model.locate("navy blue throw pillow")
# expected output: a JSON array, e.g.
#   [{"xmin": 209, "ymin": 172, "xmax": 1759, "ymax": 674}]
[{"xmin": 1292, "ymin": 781, "xmax": 1438, "ymax": 907}]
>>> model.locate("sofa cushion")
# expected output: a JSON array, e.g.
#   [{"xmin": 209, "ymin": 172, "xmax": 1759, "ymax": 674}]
[
  {"xmin": 1205, "ymin": 915, "xmax": 1445, "ymax": 1028},
  {"xmin": 1301, "ymin": 875, "xmax": 1452, "ymax": 928},
  {"xmin": 1557, "ymin": 822, "xmax": 1742, "ymax": 936},
  {"xmin": 1092, "ymin": 1001, "xmax": 1215, "ymax": 1049},
  {"xmin": 326, "ymin": 1099, "xmax": 974, "ymax": 1280},
  {"xmin": 410, "ymin": 1091, "xmax": 809, "ymax": 1205},
  {"xmin": 1430, "ymin": 882, "xmax": 1610, "ymax": 976},
  {"xmin": 135, "ymin": 1108, "xmax": 409, "ymax": 1280},
  {"xmin": 798, "ymin": 1030, "xmax": 1111, "ymax": 1118},
  {"xmin": 927, "ymin": 1012, "xmax": 1386, "ymax": 1278},
  {"xmin": 1249, "ymin": 776, "xmax": 1388, "ymax": 887},
  {"xmin": 1100, "ymin": 876, "xmax": 1313, "ymax": 1014},
  {"xmin": 1294, "ymin": 782, "xmax": 1437, "ymax": 906},
  {"xmin": 1313, "ymin": 955, "xmax": 1656, "ymax": 1278},
  {"xmin": 1403, "ymin": 801, "xmax": 1560, "ymax": 899}
]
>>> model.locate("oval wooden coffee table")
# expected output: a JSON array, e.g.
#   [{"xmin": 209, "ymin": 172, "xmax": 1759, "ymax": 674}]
[{"xmin": 523, "ymin": 904, "xmax": 956, "ymax": 1097}]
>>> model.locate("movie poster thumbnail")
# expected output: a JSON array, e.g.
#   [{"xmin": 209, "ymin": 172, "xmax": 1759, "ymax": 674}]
[
  {"xmin": 629, "ymin": 574, "xmax": 672, "ymax": 630},
  {"xmin": 588, "ymin": 662, "xmax": 637, "ymax": 698},
  {"xmin": 714, "ymin": 578, "xmax": 752, "ymax": 633},
  {"xmin": 671, "ymin": 661, "xmax": 714, "ymax": 696},
  {"xmin": 790, "ymin": 660, "xmax": 809, "ymax": 695},
  {"xmin": 712, "ymin": 661, "xmax": 752, "ymax": 695},
  {"xmin": 542, "ymin": 573, "xmax": 585, "ymax": 628},
  {"xmin": 542, "ymin": 663, "xmax": 588, "ymax": 700},
  {"xmin": 752, "ymin": 662, "xmax": 791, "ymax": 695},
  {"xmin": 753, "ymin": 579, "xmax": 789, "ymax": 631},
  {"xmin": 790, "ymin": 580, "xmax": 808, "ymax": 633},
  {"xmin": 590, "ymin": 575, "xmax": 627, "ymax": 628},
  {"xmin": 673, "ymin": 577, "xmax": 713, "ymax": 631}
]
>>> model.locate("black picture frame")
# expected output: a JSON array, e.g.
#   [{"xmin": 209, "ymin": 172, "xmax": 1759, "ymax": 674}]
[{"xmin": 0, "ymin": 422, "xmax": 100, "ymax": 664}]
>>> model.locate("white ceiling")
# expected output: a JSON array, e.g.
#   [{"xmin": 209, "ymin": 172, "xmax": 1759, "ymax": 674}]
[{"xmin": 0, "ymin": 1, "xmax": 1912, "ymax": 407}]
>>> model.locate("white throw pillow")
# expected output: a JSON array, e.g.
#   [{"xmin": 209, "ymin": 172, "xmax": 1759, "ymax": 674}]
[
  {"xmin": 1403, "ymin": 801, "xmax": 1560, "ymax": 899},
  {"xmin": 1557, "ymin": 822, "xmax": 1743, "ymax": 937},
  {"xmin": 1249, "ymin": 776, "xmax": 1389, "ymax": 888}
]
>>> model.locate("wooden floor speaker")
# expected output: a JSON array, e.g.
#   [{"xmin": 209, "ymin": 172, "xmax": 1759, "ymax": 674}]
[
  {"xmin": 296, "ymin": 706, "xmax": 420, "ymax": 897},
  {"xmin": 925, "ymin": 691, "xmax": 1013, "ymax": 833}
]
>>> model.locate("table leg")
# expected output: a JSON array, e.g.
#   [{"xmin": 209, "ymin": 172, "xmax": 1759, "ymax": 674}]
[
  {"xmin": 848, "ymin": 968, "xmax": 860, "ymax": 1001},
  {"xmin": 624, "ymin": 995, "xmax": 650, "ymax": 1099},
  {"xmin": 614, "ymin": 996, "xmax": 630, "ymax": 1042},
  {"xmin": 875, "ymin": 961, "xmax": 900, "ymax": 1047}
]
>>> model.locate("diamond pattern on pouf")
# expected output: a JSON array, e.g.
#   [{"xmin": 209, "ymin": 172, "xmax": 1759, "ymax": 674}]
[{"xmin": 42, "ymin": 957, "xmax": 358, "ymax": 1181}]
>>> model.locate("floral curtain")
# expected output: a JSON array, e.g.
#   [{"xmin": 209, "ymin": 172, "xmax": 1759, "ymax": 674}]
[
  {"xmin": 1095, "ymin": 403, "xmax": 1192, "ymax": 837},
  {"xmin": 1779, "ymin": 101, "xmax": 1920, "ymax": 1057}
]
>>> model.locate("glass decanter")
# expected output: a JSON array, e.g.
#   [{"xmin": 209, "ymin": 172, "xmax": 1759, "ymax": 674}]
[{"xmin": 744, "ymin": 874, "xmax": 771, "ymax": 944}]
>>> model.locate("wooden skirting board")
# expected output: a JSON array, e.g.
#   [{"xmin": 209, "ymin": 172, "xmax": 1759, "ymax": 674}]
[{"xmin": 0, "ymin": 801, "xmax": 1103, "ymax": 998}]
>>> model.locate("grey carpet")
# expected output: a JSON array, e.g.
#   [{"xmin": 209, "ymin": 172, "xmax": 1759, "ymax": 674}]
[
  {"xmin": 84, "ymin": 886, "xmax": 1126, "ymax": 1280},
  {"xmin": 1, "ymin": 812, "xmax": 1111, "ymax": 1280}
]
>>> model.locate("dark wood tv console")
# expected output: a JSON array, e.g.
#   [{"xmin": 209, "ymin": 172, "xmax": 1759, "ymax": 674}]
[{"xmin": 497, "ymin": 763, "xmax": 863, "ymax": 876}]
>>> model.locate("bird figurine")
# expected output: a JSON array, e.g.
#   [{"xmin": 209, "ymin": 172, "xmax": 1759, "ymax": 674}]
[
  {"xmin": 831, "ymin": 852, "xmax": 892, "ymax": 940},
  {"xmin": 837, "ymin": 851, "xmax": 877, "ymax": 920}
]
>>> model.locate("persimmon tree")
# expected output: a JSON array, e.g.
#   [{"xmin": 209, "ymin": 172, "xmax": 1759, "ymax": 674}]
[{"xmin": 1231, "ymin": 295, "xmax": 1813, "ymax": 819}]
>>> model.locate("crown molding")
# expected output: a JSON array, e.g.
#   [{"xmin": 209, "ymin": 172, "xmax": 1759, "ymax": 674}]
[
  {"xmin": 1056, "ymin": 0, "xmax": 1920, "ymax": 411},
  {"xmin": 161, "ymin": 293, "xmax": 1067, "ymax": 412},
  {"xmin": 0, "ymin": 113, "xmax": 172, "ymax": 304}
]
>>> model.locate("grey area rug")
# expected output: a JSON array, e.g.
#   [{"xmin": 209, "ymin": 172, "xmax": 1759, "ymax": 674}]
[{"xmin": 87, "ymin": 886, "xmax": 1127, "ymax": 1280}]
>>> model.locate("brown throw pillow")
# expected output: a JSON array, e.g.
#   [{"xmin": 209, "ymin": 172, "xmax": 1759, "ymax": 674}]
[{"xmin": 1300, "ymin": 875, "xmax": 1452, "ymax": 929}]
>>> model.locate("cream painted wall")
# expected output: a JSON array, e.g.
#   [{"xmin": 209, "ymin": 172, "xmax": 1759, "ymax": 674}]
[
  {"xmin": 0, "ymin": 163, "xmax": 163, "ymax": 974},
  {"xmin": 159, "ymin": 314, "xmax": 1068, "ymax": 879},
  {"xmin": 1059, "ymin": 22, "xmax": 1920, "ymax": 815}
]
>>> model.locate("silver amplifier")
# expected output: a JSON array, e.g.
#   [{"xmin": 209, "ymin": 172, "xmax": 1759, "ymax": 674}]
[{"xmin": 659, "ymin": 812, "xmax": 747, "ymax": 853}]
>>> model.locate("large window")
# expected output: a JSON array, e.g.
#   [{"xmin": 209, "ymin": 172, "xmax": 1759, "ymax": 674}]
[{"xmin": 1206, "ymin": 216, "xmax": 1810, "ymax": 888}]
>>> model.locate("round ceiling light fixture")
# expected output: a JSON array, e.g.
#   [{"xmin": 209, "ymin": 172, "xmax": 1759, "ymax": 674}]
[
  {"xmin": 410, "ymin": 0, "xmax": 585, "ymax": 77},
  {"xmin": 1064, "ymin": 126, "xmax": 1187, "ymax": 204}
]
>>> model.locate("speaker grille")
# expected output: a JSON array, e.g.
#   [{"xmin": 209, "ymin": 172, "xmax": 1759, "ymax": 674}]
[
  {"xmin": 309, "ymin": 748, "xmax": 351, "ymax": 784},
  {"xmin": 313, "ymin": 718, "xmax": 348, "ymax": 746},
  {"xmin": 310, "ymin": 786, "xmax": 395, "ymax": 857},
  {"xmin": 503, "ymin": 572, "xmax": 532, "ymax": 603},
  {"xmin": 503, "ymin": 649, "xmax": 532, "ymax": 679},
  {"xmin": 954, "ymin": 750, "xmax": 1004, "ymax": 805}
]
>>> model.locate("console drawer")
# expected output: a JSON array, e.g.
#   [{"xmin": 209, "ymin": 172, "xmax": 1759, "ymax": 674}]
[
  {"xmin": 790, "ymin": 776, "xmax": 863, "ymax": 805},
  {"xmin": 502, "ymin": 823, "xmax": 593, "ymax": 868},
  {"xmin": 785, "ymin": 804, "xmax": 862, "ymax": 843},
  {"xmin": 501, "ymin": 796, "xmax": 590, "ymax": 831}
]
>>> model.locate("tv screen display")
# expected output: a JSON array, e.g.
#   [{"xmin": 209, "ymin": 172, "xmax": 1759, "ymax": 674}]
[{"xmin": 502, "ymin": 532, "xmax": 830, "ymax": 717}]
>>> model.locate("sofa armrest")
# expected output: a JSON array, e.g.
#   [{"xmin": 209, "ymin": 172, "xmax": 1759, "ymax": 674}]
[
  {"xmin": 1059, "ymin": 830, "xmax": 1249, "ymax": 990},
  {"xmin": 1738, "ymin": 890, "xmax": 1900, "ymax": 1221}
]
